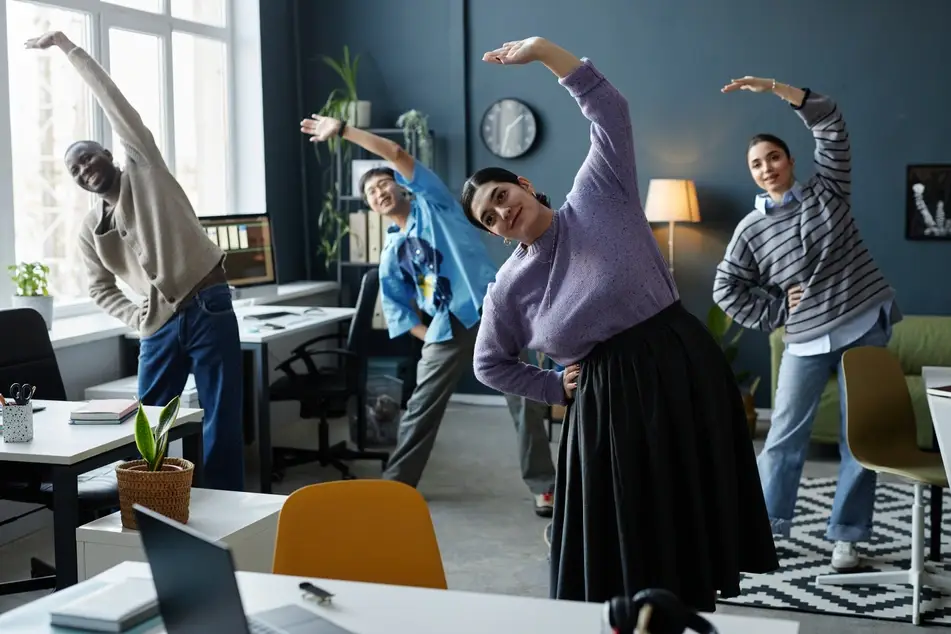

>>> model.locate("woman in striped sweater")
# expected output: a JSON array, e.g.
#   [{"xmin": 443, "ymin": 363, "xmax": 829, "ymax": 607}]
[{"xmin": 714, "ymin": 76, "xmax": 901, "ymax": 572}]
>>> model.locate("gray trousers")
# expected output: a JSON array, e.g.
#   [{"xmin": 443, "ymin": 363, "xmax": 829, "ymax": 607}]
[{"xmin": 382, "ymin": 317, "xmax": 556, "ymax": 494}]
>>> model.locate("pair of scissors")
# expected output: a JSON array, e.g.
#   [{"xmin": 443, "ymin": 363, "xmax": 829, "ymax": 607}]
[{"xmin": 10, "ymin": 383, "xmax": 35, "ymax": 406}]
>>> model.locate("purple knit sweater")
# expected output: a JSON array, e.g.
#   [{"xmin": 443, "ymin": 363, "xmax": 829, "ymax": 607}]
[{"xmin": 473, "ymin": 58, "xmax": 679, "ymax": 406}]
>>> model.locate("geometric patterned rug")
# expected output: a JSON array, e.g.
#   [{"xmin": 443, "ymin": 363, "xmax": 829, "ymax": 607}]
[{"xmin": 718, "ymin": 477, "xmax": 951, "ymax": 625}]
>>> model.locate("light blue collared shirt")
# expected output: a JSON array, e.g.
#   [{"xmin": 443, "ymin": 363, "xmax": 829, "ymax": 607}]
[
  {"xmin": 756, "ymin": 183, "xmax": 892, "ymax": 356},
  {"xmin": 378, "ymin": 163, "xmax": 498, "ymax": 344}
]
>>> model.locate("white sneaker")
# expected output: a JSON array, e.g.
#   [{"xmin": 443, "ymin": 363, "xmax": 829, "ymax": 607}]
[
  {"xmin": 831, "ymin": 541, "xmax": 860, "ymax": 571},
  {"xmin": 534, "ymin": 492, "xmax": 554, "ymax": 517}
]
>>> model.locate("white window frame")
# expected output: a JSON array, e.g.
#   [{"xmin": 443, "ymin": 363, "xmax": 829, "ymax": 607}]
[{"xmin": 0, "ymin": 0, "xmax": 264, "ymax": 320}]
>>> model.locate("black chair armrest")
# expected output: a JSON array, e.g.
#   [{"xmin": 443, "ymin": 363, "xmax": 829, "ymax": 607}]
[
  {"xmin": 290, "ymin": 333, "xmax": 343, "ymax": 356},
  {"xmin": 275, "ymin": 348, "xmax": 357, "ymax": 378}
]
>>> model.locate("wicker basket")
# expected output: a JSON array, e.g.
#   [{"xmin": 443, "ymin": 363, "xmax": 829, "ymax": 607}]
[{"xmin": 115, "ymin": 457, "xmax": 194, "ymax": 530}]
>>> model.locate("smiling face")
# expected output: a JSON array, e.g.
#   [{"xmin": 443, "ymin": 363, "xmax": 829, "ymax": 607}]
[
  {"xmin": 748, "ymin": 140, "xmax": 795, "ymax": 197},
  {"xmin": 362, "ymin": 172, "xmax": 405, "ymax": 216},
  {"xmin": 467, "ymin": 178, "xmax": 544, "ymax": 243},
  {"xmin": 64, "ymin": 141, "xmax": 119, "ymax": 196}
]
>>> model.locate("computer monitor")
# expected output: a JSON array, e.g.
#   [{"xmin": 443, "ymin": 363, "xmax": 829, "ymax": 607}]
[{"xmin": 199, "ymin": 214, "xmax": 277, "ymax": 290}]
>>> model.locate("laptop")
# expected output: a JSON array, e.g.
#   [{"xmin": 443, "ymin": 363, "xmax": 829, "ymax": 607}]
[{"xmin": 133, "ymin": 504, "xmax": 353, "ymax": 634}]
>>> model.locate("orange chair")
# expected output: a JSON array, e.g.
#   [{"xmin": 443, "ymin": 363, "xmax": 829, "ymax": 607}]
[{"xmin": 272, "ymin": 479, "xmax": 448, "ymax": 590}]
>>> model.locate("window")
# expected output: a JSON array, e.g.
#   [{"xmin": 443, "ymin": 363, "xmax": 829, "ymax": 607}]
[{"xmin": 0, "ymin": 0, "xmax": 245, "ymax": 314}]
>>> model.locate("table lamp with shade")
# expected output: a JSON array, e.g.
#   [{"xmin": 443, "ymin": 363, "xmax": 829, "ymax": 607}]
[{"xmin": 643, "ymin": 178, "xmax": 701, "ymax": 275}]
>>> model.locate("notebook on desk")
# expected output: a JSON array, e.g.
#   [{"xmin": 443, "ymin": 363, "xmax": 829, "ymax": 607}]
[
  {"xmin": 927, "ymin": 385, "xmax": 951, "ymax": 399},
  {"xmin": 49, "ymin": 577, "xmax": 158, "ymax": 632},
  {"xmin": 70, "ymin": 399, "xmax": 139, "ymax": 424}
]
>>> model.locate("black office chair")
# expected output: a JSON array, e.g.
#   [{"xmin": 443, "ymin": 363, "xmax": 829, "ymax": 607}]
[
  {"xmin": 269, "ymin": 270, "xmax": 390, "ymax": 481},
  {"xmin": 0, "ymin": 307, "xmax": 118, "ymax": 596}
]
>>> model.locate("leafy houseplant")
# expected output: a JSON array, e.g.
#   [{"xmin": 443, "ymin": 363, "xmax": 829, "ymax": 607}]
[
  {"xmin": 312, "ymin": 46, "xmax": 365, "ymax": 272},
  {"xmin": 114, "ymin": 396, "xmax": 195, "ymax": 529},
  {"xmin": 396, "ymin": 109, "xmax": 433, "ymax": 168},
  {"xmin": 706, "ymin": 304, "xmax": 762, "ymax": 436},
  {"xmin": 8, "ymin": 261, "xmax": 54, "ymax": 330}
]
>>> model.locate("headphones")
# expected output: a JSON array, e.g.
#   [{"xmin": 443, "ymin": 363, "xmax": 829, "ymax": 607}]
[{"xmin": 604, "ymin": 589, "xmax": 719, "ymax": 634}]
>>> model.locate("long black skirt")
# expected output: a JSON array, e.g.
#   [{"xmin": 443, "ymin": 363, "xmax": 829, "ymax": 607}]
[{"xmin": 549, "ymin": 301, "xmax": 778, "ymax": 612}]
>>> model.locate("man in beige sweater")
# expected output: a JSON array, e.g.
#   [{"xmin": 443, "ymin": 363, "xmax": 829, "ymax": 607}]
[{"xmin": 25, "ymin": 30, "xmax": 245, "ymax": 492}]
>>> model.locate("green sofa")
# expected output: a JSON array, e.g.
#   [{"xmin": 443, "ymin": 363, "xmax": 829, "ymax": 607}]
[{"xmin": 769, "ymin": 315, "xmax": 951, "ymax": 448}]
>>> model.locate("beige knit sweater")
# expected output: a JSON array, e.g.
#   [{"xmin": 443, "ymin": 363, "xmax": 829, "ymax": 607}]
[{"xmin": 71, "ymin": 46, "xmax": 225, "ymax": 338}]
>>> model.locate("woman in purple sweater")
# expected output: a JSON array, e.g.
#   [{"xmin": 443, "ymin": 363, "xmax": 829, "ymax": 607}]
[{"xmin": 461, "ymin": 36, "xmax": 778, "ymax": 610}]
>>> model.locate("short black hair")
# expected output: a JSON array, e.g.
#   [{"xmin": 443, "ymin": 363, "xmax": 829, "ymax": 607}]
[
  {"xmin": 358, "ymin": 166, "xmax": 396, "ymax": 201},
  {"xmin": 460, "ymin": 166, "xmax": 551, "ymax": 233},
  {"xmin": 63, "ymin": 139, "xmax": 105, "ymax": 160},
  {"xmin": 748, "ymin": 133, "xmax": 791, "ymax": 159}
]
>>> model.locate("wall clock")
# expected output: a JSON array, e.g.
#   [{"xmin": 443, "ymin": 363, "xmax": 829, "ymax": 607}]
[{"xmin": 480, "ymin": 98, "xmax": 538, "ymax": 159}]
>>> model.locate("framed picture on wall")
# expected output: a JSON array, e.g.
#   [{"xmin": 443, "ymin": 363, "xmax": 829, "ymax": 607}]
[
  {"xmin": 351, "ymin": 159, "xmax": 395, "ymax": 198},
  {"xmin": 906, "ymin": 164, "xmax": 951, "ymax": 240}
]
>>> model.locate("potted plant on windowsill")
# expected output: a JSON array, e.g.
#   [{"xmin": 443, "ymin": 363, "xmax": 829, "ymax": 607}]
[
  {"xmin": 8, "ymin": 262, "xmax": 53, "ymax": 330},
  {"xmin": 706, "ymin": 304, "xmax": 762, "ymax": 437},
  {"xmin": 115, "ymin": 396, "xmax": 194, "ymax": 530}
]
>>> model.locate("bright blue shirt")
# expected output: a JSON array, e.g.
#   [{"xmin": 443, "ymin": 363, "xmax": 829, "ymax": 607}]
[{"xmin": 378, "ymin": 163, "xmax": 498, "ymax": 344}]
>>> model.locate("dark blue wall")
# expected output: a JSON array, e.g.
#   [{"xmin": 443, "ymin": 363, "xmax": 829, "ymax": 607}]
[{"xmin": 266, "ymin": 0, "xmax": 951, "ymax": 401}]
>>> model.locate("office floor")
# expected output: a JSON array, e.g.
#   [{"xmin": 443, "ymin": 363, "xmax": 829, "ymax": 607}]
[{"xmin": 0, "ymin": 404, "xmax": 926, "ymax": 631}]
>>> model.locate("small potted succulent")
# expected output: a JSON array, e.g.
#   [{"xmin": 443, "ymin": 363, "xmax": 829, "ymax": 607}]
[
  {"xmin": 8, "ymin": 262, "xmax": 53, "ymax": 329},
  {"xmin": 115, "ymin": 396, "xmax": 194, "ymax": 529}
]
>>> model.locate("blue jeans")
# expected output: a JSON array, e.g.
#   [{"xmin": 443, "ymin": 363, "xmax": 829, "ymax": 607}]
[
  {"xmin": 137, "ymin": 283, "xmax": 245, "ymax": 492},
  {"xmin": 758, "ymin": 316, "xmax": 890, "ymax": 542}
]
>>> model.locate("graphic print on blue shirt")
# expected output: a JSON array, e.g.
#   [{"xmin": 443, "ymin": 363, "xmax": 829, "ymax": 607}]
[
  {"xmin": 378, "ymin": 162, "xmax": 498, "ymax": 345},
  {"xmin": 396, "ymin": 236, "xmax": 452, "ymax": 311}
]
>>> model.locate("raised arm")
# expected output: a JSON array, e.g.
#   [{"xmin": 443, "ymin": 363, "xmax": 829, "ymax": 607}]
[
  {"xmin": 792, "ymin": 89, "xmax": 851, "ymax": 200},
  {"xmin": 78, "ymin": 230, "xmax": 140, "ymax": 330},
  {"xmin": 484, "ymin": 37, "xmax": 637, "ymax": 202},
  {"xmin": 713, "ymin": 226, "xmax": 789, "ymax": 332},
  {"xmin": 25, "ymin": 31, "xmax": 163, "ymax": 166},
  {"xmin": 722, "ymin": 76, "xmax": 850, "ymax": 199},
  {"xmin": 473, "ymin": 286, "xmax": 566, "ymax": 406}
]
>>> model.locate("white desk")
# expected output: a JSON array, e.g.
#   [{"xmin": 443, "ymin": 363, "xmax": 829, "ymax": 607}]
[
  {"xmin": 0, "ymin": 561, "xmax": 801, "ymax": 633},
  {"xmin": 924, "ymin": 366, "xmax": 951, "ymax": 487},
  {"xmin": 122, "ymin": 305, "xmax": 357, "ymax": 493},
  {"xmin": 0, "ymin": 401, "xmax": 204, "ymax": 589},
  {"xmin": 47, "ymin": 281, "xmax": 340, "ymax": 351}
]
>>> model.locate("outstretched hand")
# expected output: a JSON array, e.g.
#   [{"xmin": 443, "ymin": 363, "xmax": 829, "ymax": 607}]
[
  {"xmin": 721, "ymin": 76, "xmax": 774, "ymax": 94},
  {"xmin": 24, "ymin": 31, "xmax": 65, "ymax": 50},
  {"xmin": 300, "ymin": 114, "xmax": 342, "ymax": 143},
  {"xmin": 482, "ymin": 37, "xmax": 546, "ymax": 65}
]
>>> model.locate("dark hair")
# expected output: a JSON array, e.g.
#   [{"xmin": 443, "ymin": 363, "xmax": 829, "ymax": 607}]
[
  {"xmin": 63, "ymin": 139, "xmax": 105, "ymax": 160},
  {"xmin": 460, "ymin": 167, "xmax": 551, "ymax": 232},
  {"xmin": 358, "ymin": 166, "xmax": 397, "ymax": 201},
  {"xmin": 748, "ymin": 133, "xmax": 791, "ymax": 158}
]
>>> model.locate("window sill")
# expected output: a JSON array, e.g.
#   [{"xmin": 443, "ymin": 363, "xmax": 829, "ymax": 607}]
[{"xmin": 49, "ymin": 313, "xmax": 131, "ymax": 351}]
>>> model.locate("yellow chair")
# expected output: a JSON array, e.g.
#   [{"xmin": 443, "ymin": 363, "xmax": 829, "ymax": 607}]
[
  {"xmin": 272, "ymin": 479, "xmax": 448, "ymax": 590},
  {"xmin": 815, "ymin": 346, "xmax": 951, "ymax": 625}
]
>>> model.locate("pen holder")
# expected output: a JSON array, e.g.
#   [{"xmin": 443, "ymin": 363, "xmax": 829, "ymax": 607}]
[{"xmin": 1, "ymin": 404, "xmax": 33, "ymax": 442}]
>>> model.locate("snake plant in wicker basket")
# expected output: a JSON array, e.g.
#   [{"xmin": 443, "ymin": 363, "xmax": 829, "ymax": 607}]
[
  {"xmin": 116, "ymin": 395, "xmax": 195, "ymax": 529},
  {"xmin": 134, "ymin": 396, "xmax": 180, "ymax": 471}
]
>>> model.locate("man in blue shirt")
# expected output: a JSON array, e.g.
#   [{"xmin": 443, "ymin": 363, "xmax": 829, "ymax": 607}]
[{"xmin": 302, "ymin": 114, "xmax": 556, "ymax": 516}]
